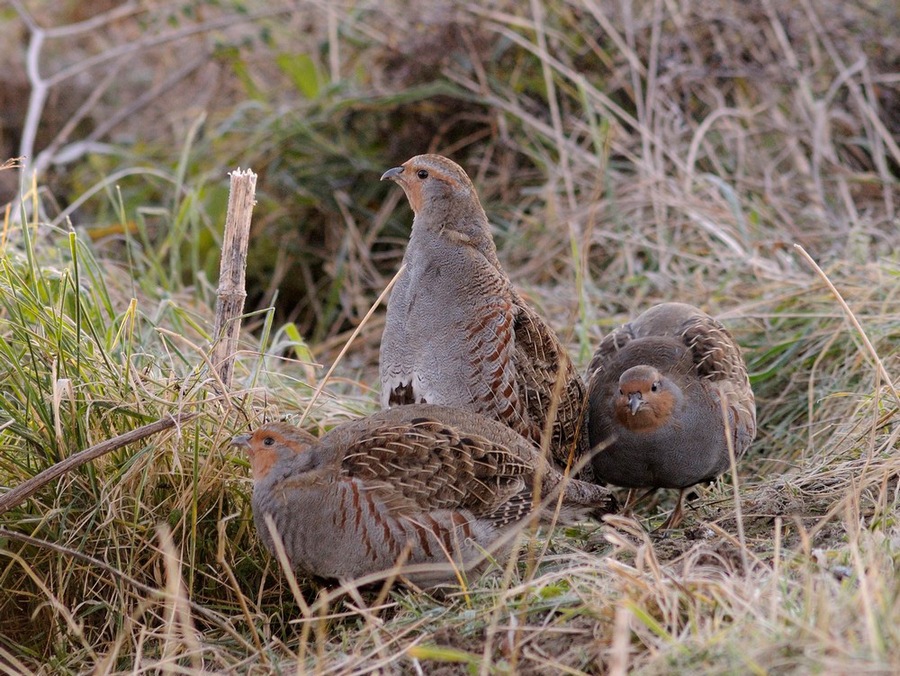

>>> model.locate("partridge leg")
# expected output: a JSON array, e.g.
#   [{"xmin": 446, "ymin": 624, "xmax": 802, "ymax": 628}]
[{"xmin": 658, "ymin": 488, "xmax": 687, "ymax": 530}]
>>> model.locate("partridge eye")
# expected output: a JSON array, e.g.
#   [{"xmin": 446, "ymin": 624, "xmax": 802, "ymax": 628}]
[
  {"xmin": 619, "ymin": 389, "xmax": 624, "ymax": 396},
  {"xmin": 651, "ymin": 382, "xmax": 659, "ymax": 392},
  {"xmin": 416, "ymin": 169, "xmax": 429, "ymax": 180},
  {"xmin": 263, "ymin": 436, "xmax": 275, "ymax": 446}
]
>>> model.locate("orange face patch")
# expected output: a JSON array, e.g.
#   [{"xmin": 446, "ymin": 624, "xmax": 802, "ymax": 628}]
[
  {"xmin": 396, "ymin": 157, "xmax": 468, "ymax": 214},
  {"xmin": 249, "ymin": 445, "xmax": 279, "ymax": 480},
  {"xmin": 399, "ymin": 167, "xmax": 425, "ymax": 213},
  {"xmin": 244, "ymin": 424, "xmax": 314, "ymax": 479},
  {"xmin": 614, "ymin": 389, "xmax": 676, "ymax": 433}
]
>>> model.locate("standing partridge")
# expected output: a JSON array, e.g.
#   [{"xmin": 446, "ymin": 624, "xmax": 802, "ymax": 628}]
[
  {"xmin": 586, "ymin": 302, "xmax": 756, "ymax": 529},
  {"xmin": 233, "ymin": 404, "xmax": 616, "ymax": 587},
  {"xmin": 379, "ymin": 154, "xmax": 589, "ymax": 477}
]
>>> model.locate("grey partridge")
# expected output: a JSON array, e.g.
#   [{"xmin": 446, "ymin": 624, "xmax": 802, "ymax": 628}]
[
  {"xmin": 233, "ymin": 404, "xmax": 616, "ymax": 587},
  {"xmin": 586, "ymin": 302, "xmax": 756, "ymax": 529},
  {"xmin": 379, "ymin": 154, "xmax": 590, "ymax": 477}
]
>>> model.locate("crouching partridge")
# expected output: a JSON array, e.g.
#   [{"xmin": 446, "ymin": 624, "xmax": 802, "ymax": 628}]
[
  {"xmin": 233, "ymin": 405, "xmax": 616, "ymax": 587},
  {"xmin": 586, "ymin": 302, "xmax": 756, "ymax": 529},
  {"xmin": 380, "ymin": 154, "xmax": 590, "ymax": 477}
]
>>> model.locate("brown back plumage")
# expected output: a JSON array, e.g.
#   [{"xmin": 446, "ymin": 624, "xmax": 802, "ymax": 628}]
[
  {"xmin": 235, "ymin": 405, "xmax": 616, "ymax": 587},
  {"xmin": 379, "ymin": 154, "xmax": 589, "ymax": 477}
]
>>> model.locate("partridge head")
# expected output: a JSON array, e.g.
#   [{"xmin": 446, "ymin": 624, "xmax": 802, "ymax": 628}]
[
  {"xmin": 380, "ymin": 155, "xmax": 498, "ymax": 263},
  {"xmin": 586, "ymin": 302, "xmax": 756, "ymax": 529},
  {"xmin": 379, "ymin": 154, "xmax": 590, "ymax": 478},
  {"xmin": 613, "ymin": 365, "xmax": 679, "ymax": 428},
  {"xmin": 234, "ymin": 405, "xmax": 617, "ymax": 587},
  {"xmin": 237, "ymin": 423, "xmax": 318, "ymax": 483}
]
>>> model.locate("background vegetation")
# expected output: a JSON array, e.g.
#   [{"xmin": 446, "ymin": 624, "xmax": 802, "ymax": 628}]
[{"xmin": 0, "ymin": 0, "xmax": 897, "ymax": 672}]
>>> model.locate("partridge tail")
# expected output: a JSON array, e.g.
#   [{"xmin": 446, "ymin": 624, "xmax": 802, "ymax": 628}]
[{"xmin": 541, "ymin": 478, "xmax": 618, "ymax": 524}]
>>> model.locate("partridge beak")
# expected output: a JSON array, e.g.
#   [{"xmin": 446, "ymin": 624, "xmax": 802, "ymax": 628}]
[
  {"xmin": 380, "ymin": 166, "xmax": 404, "ymax": 181},
  {"xmin": 627, "ymin": 392, "xmax": 644, "ymax": 416},
  {"xmin": 231, "ymin": 433, "xmax": 251, "ymax": 448}
]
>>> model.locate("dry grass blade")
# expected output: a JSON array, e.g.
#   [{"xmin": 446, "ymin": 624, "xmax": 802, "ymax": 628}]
[
  {"xmin": 0, "ymin": 527, "xmax": 253, "ymax": 648},
  {"xmin": 299, "ymin": 263, "xmax": 405, "ymax": 425},
  {"xmin": 157, "ymin": 525, "xmax": 203, "ymax": 671},
  {"xmin": 793, "ymin": 244, "xmax": 899, "ymax": 408}
]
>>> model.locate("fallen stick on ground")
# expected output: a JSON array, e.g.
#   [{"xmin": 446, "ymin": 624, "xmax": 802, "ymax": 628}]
[{"xmin": 0, "ymin": 412, "xmax": 198, "ymax": 515}]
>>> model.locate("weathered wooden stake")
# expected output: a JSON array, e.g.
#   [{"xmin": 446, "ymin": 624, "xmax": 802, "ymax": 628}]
[{"xmin": 211, "ymin": 168, "xmax": 257, "ymax": 389}]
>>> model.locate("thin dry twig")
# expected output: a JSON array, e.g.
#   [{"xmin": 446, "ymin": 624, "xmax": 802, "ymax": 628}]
[
  {"xmin": 10, "ymin": 0, "xmax": 292, "ymax": 182},
  {"xmin": 299, "ymin": 263, "xmax": 406, "ymax": 425},
  {"xmin": 0, "ymin": 412, "xmax": 198, "ymax": 515}
]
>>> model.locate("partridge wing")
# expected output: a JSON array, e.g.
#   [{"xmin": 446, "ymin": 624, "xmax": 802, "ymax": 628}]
[
  {"xmin": 586, "ymin": 320, "xmax": 638, "ymax": 381},
  {"xmin": 461, "ymin": 293, "xmax": 536, "ymax": 440},
  {"xmin": 339, "ymin": 416, "xmax": 533, "ymax": 516},
  {"xmin": 477, "ymin": 483, "xmax": 535, "ymax": 527},
  {"xmin": 512, "ymin": 300, "xmax": 589, "ymax": 471},
  {"xmin": 679, "ymin": 313, "xmax": 757, "ymax": 455}
]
